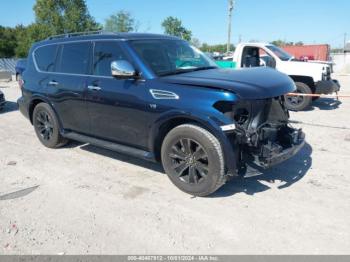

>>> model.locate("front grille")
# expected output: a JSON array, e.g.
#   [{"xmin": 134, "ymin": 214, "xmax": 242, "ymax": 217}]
[{"xmin": 232, "ymin": 96, "xmax": 289, "ymax": 132}]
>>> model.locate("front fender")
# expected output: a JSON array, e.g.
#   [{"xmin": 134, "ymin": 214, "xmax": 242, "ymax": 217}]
[{"xmin": 149, "ymin": 110, "xmax": 238, "ymax": 176}]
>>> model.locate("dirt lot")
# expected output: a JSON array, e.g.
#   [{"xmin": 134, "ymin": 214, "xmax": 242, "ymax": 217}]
[{"xmin": 1, "ymin": 76, "xmax": 350, "ymax": 255}]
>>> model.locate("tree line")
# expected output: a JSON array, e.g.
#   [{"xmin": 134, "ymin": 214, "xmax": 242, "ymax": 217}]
[
  {"xmin": 0, "ymin": 0, "xmax": 307, "ymax": 58},
  {"xmin": 0, "ymin": 0, "xmax": 198, "ymax": 58}
]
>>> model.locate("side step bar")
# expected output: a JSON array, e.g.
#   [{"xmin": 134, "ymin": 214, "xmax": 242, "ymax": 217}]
[{"xmin": 63, "ymin": 132, "xmax": 156, "ymax": 162}]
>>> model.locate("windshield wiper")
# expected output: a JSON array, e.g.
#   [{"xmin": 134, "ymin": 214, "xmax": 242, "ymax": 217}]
[
  {"xmin": 189, "ymin": 66, "xmax": 218, "ymax": 71},
  {"xmin": 159, "ymin": 66, "xmax": 217, "ymax": 76}
]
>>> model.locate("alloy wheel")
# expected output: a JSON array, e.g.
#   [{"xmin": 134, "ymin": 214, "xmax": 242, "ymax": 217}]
[
  {"xmin": 168, "ymin": 138, "xmax": 209, "ymax": 184},
  {"xmin": 36, "ymin": 110, "xmax": 54, "ymax": 141},
  {"xmin": 286, "ymin": 91, "xmax": 304, "ymax": 105}
]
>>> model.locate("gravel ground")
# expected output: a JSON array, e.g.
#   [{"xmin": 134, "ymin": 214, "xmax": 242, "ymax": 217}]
[{"xmin": 0, "ymin": 76, "xmax": 350, "ymax": 255}]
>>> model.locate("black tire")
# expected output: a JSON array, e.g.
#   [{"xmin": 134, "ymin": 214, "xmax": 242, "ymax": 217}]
[
  {"xmin": 161, "ymin": 124, "xmax": 226, "ymax": 197},
  {"xmin": 284, "ymin": 82, "xmax": 312, "ymax": 111},
  {"xmin": 33, "ymin": 103, "xmax": 68, "ymax": 148}
]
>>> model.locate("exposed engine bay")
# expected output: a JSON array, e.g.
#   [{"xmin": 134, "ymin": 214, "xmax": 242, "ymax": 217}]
[{"xmin": 226, "ymin": 96, "xmax": 305, "ymax": 172}]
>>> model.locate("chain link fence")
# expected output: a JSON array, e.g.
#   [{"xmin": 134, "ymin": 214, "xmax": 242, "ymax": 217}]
[{"xmin": 0, "ymin": 58, "xmax": 17, "ymax": 74}]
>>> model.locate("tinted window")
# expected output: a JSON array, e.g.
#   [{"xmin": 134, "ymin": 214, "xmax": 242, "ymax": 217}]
[
  {"xmin": 93, "ymin": 41, "xmax": 128, "ymax": 76},
  {"xmin": 58, "ymin": 42, "xmax": 91, "ymax": 74},
  {"xmin": 35, "ymin": 45, "xmax": 58, "ymax": 72},
  {"xmin": 266, "ymin": 45, "xmax": 293, "ymax": 61},
  {"xmin": 130, "ymin": 39, "xmax": 217, "ymax": 76}
]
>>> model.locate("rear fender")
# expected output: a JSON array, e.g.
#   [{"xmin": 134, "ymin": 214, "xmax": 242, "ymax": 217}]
[{"xmin": 29, "ymin": 95, "xmax": 64, "ymax": 133}]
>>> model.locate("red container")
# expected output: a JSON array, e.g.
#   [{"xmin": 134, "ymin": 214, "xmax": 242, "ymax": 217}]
[{"xmin": 282, "ymin": 44, "xmax": 330, "ymax": 61}]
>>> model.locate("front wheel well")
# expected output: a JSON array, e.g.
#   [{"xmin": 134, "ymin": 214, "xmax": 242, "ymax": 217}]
[
  {"xmin": 153, "ymin": 118, "xmax": 209, "ymax": 162},
  {"xmin": 289, "ymin": 75, "xmax": 315, "ymax": 93}
]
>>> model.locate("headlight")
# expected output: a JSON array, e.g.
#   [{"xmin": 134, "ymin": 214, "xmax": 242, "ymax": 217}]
[{"xmin": 322, "ymin": 66, "xmax": 331, "ymax": 81}]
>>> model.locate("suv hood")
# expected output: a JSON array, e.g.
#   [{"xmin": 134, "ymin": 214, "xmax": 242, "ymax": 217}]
[{"xmin": 161, "ymin": 67, "xmax": 296, "ymax": 99}]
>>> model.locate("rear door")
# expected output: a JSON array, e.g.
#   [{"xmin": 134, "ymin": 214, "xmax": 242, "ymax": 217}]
[{"xmin": 46, "ymin": 41, "xmax": 92, "ymax": 134}]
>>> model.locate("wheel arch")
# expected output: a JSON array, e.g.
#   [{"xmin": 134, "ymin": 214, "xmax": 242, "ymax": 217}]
[
  {"xmin": 289, "ymin": 75, "xmax": 315, "ymax": 93},
  {"xmin": 28, "ymin": 97, "xmax": 63, "ymax": 131},
  {"xmin": 149, "ymin": 113, "xmax": 238, "ymax": 175}
]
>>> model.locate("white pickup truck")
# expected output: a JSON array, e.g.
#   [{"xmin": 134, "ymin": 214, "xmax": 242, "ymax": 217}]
[{"xmin": 222, "ymin": 43, "xmax": 340, "ymax": 111}]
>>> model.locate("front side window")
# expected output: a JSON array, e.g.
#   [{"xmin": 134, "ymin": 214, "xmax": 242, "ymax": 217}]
[
  {"xmin": 57, "ymin": 42, "xmax": 91, "ymax": 74},
  {"xmin": 34, "ymin": 45, "xmax": 58, "ymax": 72},
  {"xmin": 129, "ymin": 39, "xmax": 217, "ymax": 76},
  {"xmin": 93, "ymin": 41, "xmax": 129, "ymax": 76}
]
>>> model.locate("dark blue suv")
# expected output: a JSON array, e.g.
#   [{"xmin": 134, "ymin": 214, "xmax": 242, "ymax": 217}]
[
  {"xmin": 15, "ymin": 58, "xmax": 27, "ymax": 81},
  {"xmin": 18, "ymin": 32, "xmax": 305, "ymax": 196}
]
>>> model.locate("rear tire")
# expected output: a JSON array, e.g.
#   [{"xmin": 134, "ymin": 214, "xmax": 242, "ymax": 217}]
[
  {"xmin": 33, "ymin": 103, "xmax": 68, "ymax": 148},
  {"xmin": 285, "ymin": 82, "xmax": 312, "ymax": 111},
  {"xmin": 161, "ymin": 124, "xmax": 226, "ymax": 197}
]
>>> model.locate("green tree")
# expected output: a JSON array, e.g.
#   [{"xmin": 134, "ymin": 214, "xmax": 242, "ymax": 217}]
[
  {"xmin": 161, "ymin": 16, "xmax": 192, "ymax": 41},
  {"xmin": 33, "ymin": 0, "xmax": 101, "ymax": 34},
  {"xmin": 15, "ymin": 23, "xmax": 53, "ymax": 57},
  {"xmin": 271, "ymin": 40, "xmax": 304, "ymax": 47},
  {"xmin": 271, "ymin": 40, "xmax": 286, "ymax": 47},
  {"xmin": 104, "ymin": 11, "xmax": 136, "ymax": 32},
  {"xmin": 191, "ymin": 38, "xmax": 201, "ymax": 48},
  {"xmin": 200, "ymin": 43, "xmax": 235, "ymax": 53},
  {"xmin": 0, "ymin": 26, "xmax": 17, "ymax": 57}
]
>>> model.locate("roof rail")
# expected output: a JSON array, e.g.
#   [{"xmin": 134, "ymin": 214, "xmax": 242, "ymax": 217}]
[{"xmin": 46, "ymin": 30, "xmax": 116, "ymax": 40}]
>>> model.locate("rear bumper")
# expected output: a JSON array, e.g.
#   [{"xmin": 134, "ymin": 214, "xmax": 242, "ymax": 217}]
[
  {"xmin": 17, "ymin": 97, "xmax": 30, "ymax": 120},
  {"xmin": 315, "ymin": 79, "xmax": 340, "ymax": 94}
]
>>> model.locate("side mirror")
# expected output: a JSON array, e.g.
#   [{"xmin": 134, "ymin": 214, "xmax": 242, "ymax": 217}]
[
  {"xmin": 266, "ymin": 57, "xmax": 276, "ymax": 68},
  {"xmin": 111, "ymin": 60, "xmax": 137, "ymax": 78}
]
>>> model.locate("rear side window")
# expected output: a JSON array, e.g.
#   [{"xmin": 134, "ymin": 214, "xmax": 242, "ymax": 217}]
[
  {"xmin": 57, "ymin": 42, "xmax": 91, "ymax": 74},
  {"xmin": 34, "ymin": 45, "xmax": 58, "ymax": 72},
  {"xmin": 93, "ymin": 41, "xmax": 129, "ymax": 76}
]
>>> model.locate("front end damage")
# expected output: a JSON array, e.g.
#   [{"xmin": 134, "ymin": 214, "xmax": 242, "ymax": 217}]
[
  {"xmin": 316, "ymin": 66, "xmax": 340, "ymax": 95},
  {"xmin": 225, "ymin": 96, "xmax": 305, "ymax": 175}
]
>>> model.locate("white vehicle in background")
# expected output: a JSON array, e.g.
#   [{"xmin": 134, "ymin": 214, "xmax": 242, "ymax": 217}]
[{"xmin": 232, "ymin": 43, "xmax": 340, "ymax": 111}]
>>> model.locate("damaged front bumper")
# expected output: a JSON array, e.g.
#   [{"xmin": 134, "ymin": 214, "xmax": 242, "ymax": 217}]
[
  {"xmin": 239, "ymin": 127, "xmax": 306, "ymax": 177},
  {"xmin": 315, "ymin": 79, "xmax": 341, "ymax": 94},
  {"xmin": 230, "ymin": 96, "xmax": 306, "ymax": 176},
  {"xmin": 257, "ymin": 128, "xmax": 305, "ymax": 168}
]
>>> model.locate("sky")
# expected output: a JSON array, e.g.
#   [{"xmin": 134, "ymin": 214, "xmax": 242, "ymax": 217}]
[{"xmin": 0, "ymin": 0, "xmax": 348, "ymax": 48}]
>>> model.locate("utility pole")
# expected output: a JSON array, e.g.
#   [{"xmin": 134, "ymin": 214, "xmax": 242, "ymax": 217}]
[
  {"xmin": 344, "ymin": 33, "xmax": 347, "ymax": 52},
  {"xmin": 227, "ymin": 0, "xmax": 234, "ymax": 53}
]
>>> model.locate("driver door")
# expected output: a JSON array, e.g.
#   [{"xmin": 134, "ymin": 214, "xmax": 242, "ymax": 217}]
[{"xmin": 85, "ymin": 41, "xmax": 151, "ymax": 148}]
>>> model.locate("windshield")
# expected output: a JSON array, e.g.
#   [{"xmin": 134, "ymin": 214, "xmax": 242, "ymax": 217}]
[
  {"xmin": 266, "ymin": 45, "xmax": 293, "ymax": 61},
  {"xmin": 129, "ymin": 39, "xmax": 218, "ymax": 76}
]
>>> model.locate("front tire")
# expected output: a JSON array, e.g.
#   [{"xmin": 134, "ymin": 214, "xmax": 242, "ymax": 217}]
[
  {"xmin": 285, "ymin": 82, "xmax": 312, "ymax": 111},
  {"xmin": 33, "ymin": 103, "xmax": 68, "ymax": 148},
  {"xmin": 161, "ymin": 124, "xmax": 226, "ymax": 197}
]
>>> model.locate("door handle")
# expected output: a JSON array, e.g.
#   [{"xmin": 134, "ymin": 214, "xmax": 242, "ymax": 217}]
[
  {"xmin": 48, "ymin": 81, "xmax": 59, "ymax": 86},
  {"xmin": 88, "ymin": 85, "xmax": 102, "ymax": 91}
]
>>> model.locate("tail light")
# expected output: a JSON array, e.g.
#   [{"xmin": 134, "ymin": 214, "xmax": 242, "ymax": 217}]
[{"xmin": 18, "ymin": 79, "xmax": 24, "ymax": 89}]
